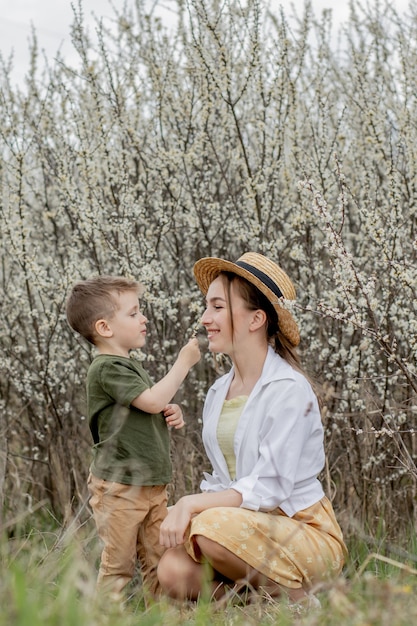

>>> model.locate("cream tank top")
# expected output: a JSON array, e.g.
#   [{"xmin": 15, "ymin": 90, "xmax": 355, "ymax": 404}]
[{"xmin": 216, "ymin": 395, "xmax": 248, "ymax": 479}]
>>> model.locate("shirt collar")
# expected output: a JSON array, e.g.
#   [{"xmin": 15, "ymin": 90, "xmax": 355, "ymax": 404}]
[{"xmin": 211, "ymin": 345, "xmax": 297, "ymax": 391}]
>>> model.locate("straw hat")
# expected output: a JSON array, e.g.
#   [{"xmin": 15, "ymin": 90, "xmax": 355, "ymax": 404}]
[{"xmin": 193, "ymin": 252, "xmax": 300, "ymax": 346}]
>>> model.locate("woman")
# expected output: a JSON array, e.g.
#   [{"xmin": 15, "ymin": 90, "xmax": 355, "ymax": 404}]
[{"xmin": 157, "ymin": 252, "xmax": 347, "ymax": 605}]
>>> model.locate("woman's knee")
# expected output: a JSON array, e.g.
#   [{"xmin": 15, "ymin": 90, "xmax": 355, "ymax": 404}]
[
  {"xmin": 157, "ymin": 546, "xmax": 201, "ymax": 599},
  {"xmin": 157, "ymin": 548, "xmax": 179, "ymax": 590}
]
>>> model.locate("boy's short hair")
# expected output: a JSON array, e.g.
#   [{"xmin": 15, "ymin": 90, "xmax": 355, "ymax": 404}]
[{"xmin": 66, "ymin": 275, "xmax": 143, "ymax": 344}]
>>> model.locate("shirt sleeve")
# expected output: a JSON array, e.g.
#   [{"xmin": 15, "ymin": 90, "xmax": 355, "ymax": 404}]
[{"xmin": 98, "ymin": 359, "xmax": 150, "ymax": 407}]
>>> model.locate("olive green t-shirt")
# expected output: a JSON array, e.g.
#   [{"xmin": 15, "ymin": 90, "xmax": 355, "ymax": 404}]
[{"xmin": 87, "ymin": 354, "xmax": 172, "ymax": 486}]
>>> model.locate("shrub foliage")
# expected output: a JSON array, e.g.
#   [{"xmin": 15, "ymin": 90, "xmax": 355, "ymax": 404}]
[{"xmin": 0, "ymin": 0, "xmax": 416, "ymax": 537}]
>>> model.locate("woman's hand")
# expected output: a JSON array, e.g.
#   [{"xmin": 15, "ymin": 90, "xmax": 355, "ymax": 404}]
[
  {"xmin": 159, "ymin": 497, "xmax": 193, "ymax": 548},
  {"xmin": 159, "ymin": 490, "xmax": 243, "ymax": 549}
]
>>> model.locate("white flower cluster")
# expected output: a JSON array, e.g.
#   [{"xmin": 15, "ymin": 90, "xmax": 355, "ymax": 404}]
[{"xmin": 0, "ymin": 0, "xmax": 416, "ymax": 532}]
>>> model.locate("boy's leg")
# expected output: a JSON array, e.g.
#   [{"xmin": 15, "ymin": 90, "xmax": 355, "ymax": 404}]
[
  {"xmin": 87, "ymin": 473, "xmax": 151, "ymax": 596},
  {"xmin": 136, "ymin": 484, "xmax": 168, "ymax": 598}
]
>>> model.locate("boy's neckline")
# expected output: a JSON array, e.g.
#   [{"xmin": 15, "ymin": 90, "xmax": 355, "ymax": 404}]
[{"xmin": 95, "ymin": 352, "xmax": 131, "ymax": 358}]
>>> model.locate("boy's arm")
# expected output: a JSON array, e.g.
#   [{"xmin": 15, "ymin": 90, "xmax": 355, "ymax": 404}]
[{"xmin": 130, "ymin": 338, "xmax": 200, "ymax": 414}]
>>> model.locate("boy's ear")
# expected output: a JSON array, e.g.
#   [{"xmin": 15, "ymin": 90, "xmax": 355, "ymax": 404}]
[
  {"xmin": 95, "ymin": 319, "xmax": 113, "ymax": 338},
  {"xmin": 250, "ymin": 309, "xmax": 267, "ymax": 331}
]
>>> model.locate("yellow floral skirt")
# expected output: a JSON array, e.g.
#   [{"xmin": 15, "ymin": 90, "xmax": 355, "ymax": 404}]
[{"xmin": 185, "ymin": 496, "xmax": 347, "ymax": 590}]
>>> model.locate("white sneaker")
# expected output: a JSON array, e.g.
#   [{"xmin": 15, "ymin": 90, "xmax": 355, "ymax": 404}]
[{"xmin": 291, "ymin": 594, "xmax": 322, "ymax": 613}]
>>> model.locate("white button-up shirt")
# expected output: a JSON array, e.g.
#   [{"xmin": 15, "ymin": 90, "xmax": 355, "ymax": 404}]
[{"xmin": 200, "ymin": 346, "xmax": 325, "ymax": 517}]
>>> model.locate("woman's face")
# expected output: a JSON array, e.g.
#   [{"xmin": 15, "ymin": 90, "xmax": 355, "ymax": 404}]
[{"xmin": 201, "ymin": 275, "xmax": 254, "ymax": 354}]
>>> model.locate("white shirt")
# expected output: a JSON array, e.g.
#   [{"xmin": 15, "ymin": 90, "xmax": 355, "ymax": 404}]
[{"xmin": 200, "ymin": 346, "xmax": 325, "ymax": 517}]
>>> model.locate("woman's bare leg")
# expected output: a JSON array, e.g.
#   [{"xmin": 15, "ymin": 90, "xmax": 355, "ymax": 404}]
[
  {"xmin": 195, "ymin": 535, "xmax": 309, "ymax": 602},
  {"xmin": 157, "ymin": 537, "xmax": 310, "ymax": 603},
  {"xmin": 157, "ymin": 544, "xmax": 228, "ymax": 600}
]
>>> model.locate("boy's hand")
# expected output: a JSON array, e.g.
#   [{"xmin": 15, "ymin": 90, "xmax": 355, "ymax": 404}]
[
  {"xmin": 164, "ymin": 403, "xmax": 185, "ymax": 429},
  {"xmin": 178, "ymin": 337, "xmax": 201, "ymax": 368}
]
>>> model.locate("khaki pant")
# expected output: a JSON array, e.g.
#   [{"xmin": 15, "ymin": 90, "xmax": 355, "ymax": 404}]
[{"xmin": 87, "ymin": 473, "xmax": 167, "ymax": 598}]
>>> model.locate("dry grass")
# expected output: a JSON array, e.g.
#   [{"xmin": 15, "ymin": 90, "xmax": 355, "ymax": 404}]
[{"xmin": 2, "ymin": 518, "xmax": 417, "ymax": 626}]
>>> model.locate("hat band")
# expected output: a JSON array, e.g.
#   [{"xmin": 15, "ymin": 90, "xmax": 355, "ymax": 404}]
[{"xmin": 235, "ymin": 261, "xmax": 283, "ymax": 299}]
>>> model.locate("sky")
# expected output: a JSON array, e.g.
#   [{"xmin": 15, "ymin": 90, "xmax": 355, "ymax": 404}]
[{"xmin": 0, "ymin": 0, "xmax": 412, "ymax": 86}]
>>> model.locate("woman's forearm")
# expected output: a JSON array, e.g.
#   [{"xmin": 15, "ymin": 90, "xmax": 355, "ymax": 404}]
[
  {"xmin": 159, "ymin": 489, "xmax": 243, "ymax": 548},
  {"xmin": 181, "ymin": 488, "xmax": 243, "ymax": 515}
]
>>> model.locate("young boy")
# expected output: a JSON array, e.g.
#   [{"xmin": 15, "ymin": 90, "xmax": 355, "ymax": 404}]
[{"xmin": 66, "ymin": 275, "xmax": 200, "ymax": 600}]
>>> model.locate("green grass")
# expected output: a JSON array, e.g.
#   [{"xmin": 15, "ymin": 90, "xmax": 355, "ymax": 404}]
[{"xmin": 2, "ymin": 525, "xmax": 417, "ymax": 626}]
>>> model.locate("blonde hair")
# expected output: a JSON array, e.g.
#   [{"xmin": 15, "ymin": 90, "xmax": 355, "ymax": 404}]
[{"xmin": 66, "ymin": 275, "xmax": 143, "ymax": 344}]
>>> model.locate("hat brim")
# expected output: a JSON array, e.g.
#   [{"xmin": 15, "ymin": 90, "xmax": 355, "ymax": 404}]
[
  {"xmin": 194, "ymin": 257, "xmax": 290, "ymax": 310},
  {"xmin": 193, "ymin": 256, "xmax": 300, "ymax": 347}
]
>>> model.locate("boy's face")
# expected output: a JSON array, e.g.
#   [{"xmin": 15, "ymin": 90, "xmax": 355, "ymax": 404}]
[{"xmin": 105, "ymin": 290, "xmax": 148, "ymax": 355}]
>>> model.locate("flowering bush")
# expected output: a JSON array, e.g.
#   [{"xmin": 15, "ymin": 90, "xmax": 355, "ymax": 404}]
[{"xmin": 0, "ymin": 0, "xmax": 415, "ymax": 537}]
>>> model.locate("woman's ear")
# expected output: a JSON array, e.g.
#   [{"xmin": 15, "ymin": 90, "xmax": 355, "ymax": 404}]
[
  {"xmin": 95, "ymin": 319, "xmax": 113, "ymax": 338},
  {"xmin": 250, "ymin": 309, "xmax": 267, "ymax": 331}
]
